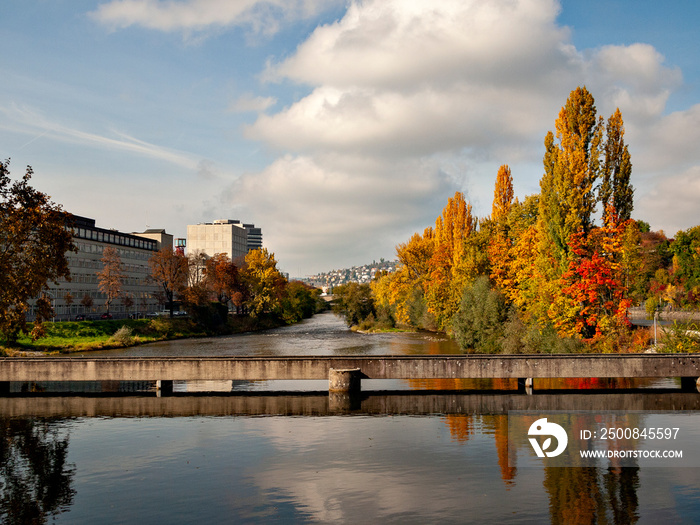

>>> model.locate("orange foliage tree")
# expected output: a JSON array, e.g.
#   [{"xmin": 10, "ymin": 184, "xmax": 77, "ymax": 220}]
[
  {"xmin": 551, "ymin": 208, "xmax": 633, "ymax": 341},
  {"xmin": 424, "ymin": 191, "xmax": 477, "ymax": 330}
]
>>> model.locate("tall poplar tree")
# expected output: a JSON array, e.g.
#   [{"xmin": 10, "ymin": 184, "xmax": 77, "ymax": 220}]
[
  {"xmin": 425, "ymin": 191, "xmax": 477, "ymax": 330},
  {"xmin": 538, "ymin": 86, "xmax": 603, "ymax": 269},
  {"xmin": 489, "ymin": 164, "xmax": 516, "ymax": 294},
  {"xmin": 491, "ymin": 164, "xmax": 514, "ymax": 224},
  {"xmin": 600, "ymin": 108, "xmax": 634, "ymax": 224}
]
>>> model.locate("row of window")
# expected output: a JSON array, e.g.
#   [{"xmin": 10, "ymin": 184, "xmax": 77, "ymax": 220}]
[
  {"xmin": 73, "ymin": 227, "xmax": 157, "ymax": 251},
  {"xmin": 46, "ymin": 288, "xmax": 158, "ymax": 305},
  {"xmin": 73, "ymin": 242, "xmax": 154, "ymax": 262},
  {"xmin": 67, "ymin": 256, "xmax": 150, "ymax": 274},
  {"xmin": 65, "ymin": 273, "xmax": 150, "ymax": 287}
]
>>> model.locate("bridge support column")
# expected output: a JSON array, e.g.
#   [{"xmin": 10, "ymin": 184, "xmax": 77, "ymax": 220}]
[
  {"xmin": 0, "ymin": 381, "xmax": 9, "ymax": 395},
  {"xmin": 329, "ymin": 368, "xmax": 361, "ymax": 394},
  {"xmin": 156, "ymin": 380, "xmax": 174, "ymax": 396},
  {"xmin": 517, "ymin": 378, "xmax": 533, "ymax": 395},
  {"xmin": 680, "ymin": 377, "xmax": 700, "ymax": 393}
]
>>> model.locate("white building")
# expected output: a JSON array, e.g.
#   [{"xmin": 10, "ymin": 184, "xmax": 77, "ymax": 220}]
[{"xmin": 187, "ymin": 220, "xmax": 263, "ymax": 260}]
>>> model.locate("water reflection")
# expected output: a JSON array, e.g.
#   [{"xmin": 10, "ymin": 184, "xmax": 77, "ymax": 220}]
[
  {"xmin": 6, "ymin": 314, "xmax": 700, "ymax": 522},
  {"xmin": 544, "ymin": 466, "xmax": 640, "ymax": 524},
  {"xmin": 1, "ymin": 397, "xmax": 699, "ymax": 523},
  {"xmin": 0, "ymin": 418, "xmax": 75, "ymax": 524}
]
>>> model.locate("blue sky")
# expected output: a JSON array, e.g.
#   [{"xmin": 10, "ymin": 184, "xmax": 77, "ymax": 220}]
[{"xmin": 2, "ymin": 0, "xmax": 699, "ymax": 276}]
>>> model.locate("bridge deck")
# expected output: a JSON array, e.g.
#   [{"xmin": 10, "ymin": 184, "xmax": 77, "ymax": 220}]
[{"xmin": 1, "ymin": 354, "xmax": 700, "ymax": 383}]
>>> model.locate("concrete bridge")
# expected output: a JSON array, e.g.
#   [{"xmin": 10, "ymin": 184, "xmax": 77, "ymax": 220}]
[{"xmin": 2, "ymin": 354, "xmax": 700, "ymax": 394}]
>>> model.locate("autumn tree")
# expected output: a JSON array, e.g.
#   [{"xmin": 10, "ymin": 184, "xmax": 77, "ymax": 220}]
[
  {"xmin": 491, "ymin": 164, "xmax": 514, "ymax": 224},
  {"xmin": 97, "ymin": 246, "xmax": 125, "ymax": 314},
  {"xmin": 204, "ymin": 253, "xmax": 243, "ymax": 307},
  {"xmin": 148, "ymin": 247, "xmax": 188, "ymax": 317},
  {"xmin": 381, "ymin": 227, "xmax": 435, "ymax": 326},
  {"xmin": 242, "ymin": 248, "xmax": 287, "ymax": 318},
  {"xmin": 64, "ymin": 292, "xmax": 74, "ymax": 319},
  {"xmin": 488, "ymin": 164, "xmax": 516, "ymax": 293},
  {"xmin": 552, "ymin": 208, "xmax": 633, "ymax": 341},
  {"xmin": 187, "ymin": 250, "xmax": 207, "ymax": 287},
  {"xmin": 424, "ymin": 191, "xmax": 477, "ymax": 330},
  {"xmin": 538, "ymin": 86, "xmax": 602, "ymax": 271},
  {"xmin": 80, "ymin": 294, "xmax": 93, "ymax": 315},
  {"xmin": 0, "ymin": 160, "xmax": 76, "ymax": 341}
]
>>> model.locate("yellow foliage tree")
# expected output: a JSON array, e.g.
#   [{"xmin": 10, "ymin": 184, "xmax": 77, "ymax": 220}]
[
  {"xmin": 425, "ymin": 191, "xmax": 477, "ymax": 330},
  {"xmin": 492, "ymin": 164, "xmax": 514, "ymax": 224}
]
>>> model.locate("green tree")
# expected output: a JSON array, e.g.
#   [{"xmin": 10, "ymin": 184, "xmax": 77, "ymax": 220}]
[
  {"xmin": 281, "ymin": 281, "xmax": 320, "ymax": 324},
  {"xmin": 538, "ymin": 86, "xmax": 602, "ymax": 269},
  {"xmin": 0, "ymin": 160, "xmax": 76, "ymax": 341},
  {"xmin": 332, "ymin": 282, "xmax": 375, "ymax": 327},
  {"xmin": 670, "ymin": 226, "xmax": 700, "ymax": 288},
  {"xmin": 600, "ymin": 108, "xmax": 634, "ymax": 224},
  {"xmin": 452, "ymin": 276, "xmax": 510, "ymax": 353}
]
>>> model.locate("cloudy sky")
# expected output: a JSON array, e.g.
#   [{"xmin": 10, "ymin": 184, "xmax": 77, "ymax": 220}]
[{"xmin": 2, "ymin": 0, "xmax": 699, "ymax": 276}]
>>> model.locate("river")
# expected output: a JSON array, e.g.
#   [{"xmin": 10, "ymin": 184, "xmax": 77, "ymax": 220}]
[{"xmin": 2, "ymin": 312, "xmax": 700, "ymax": 523}]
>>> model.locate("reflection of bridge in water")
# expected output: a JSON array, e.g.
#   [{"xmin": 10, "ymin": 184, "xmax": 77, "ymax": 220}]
[{"xmin": 2, "ymin": 390, "xmax": 700, "ymax": 418}]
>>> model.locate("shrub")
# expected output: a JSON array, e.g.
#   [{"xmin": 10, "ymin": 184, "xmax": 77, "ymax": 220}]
[
  {"xmin": 499, "ymin": 313, "xmax": 585, "ymax": 354},
  {"xmin": 109, "ymin": 325, "xmax": 134, "ymax": 346},
  {"xmin": 452, "ymin": 276, "xmax": 510, "ymax": 353},
  {"xmin": 661, "ymin": 322, "xmax": 700, "ymax": 353}
]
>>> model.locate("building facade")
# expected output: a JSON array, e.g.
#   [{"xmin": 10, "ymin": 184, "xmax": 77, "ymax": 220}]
[
  {"xmin": 36, "ymin": 216, "xmax": 168, "ymax": 320},
  {"xmin": 187, "ymin": 220, "xmax": 263, "ymax": 260}
]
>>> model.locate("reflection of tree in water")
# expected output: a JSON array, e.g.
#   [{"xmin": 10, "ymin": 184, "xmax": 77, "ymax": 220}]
[
  {"xmin": 0, "ymin": 418, "xmax": 76, "ymax": 524},
  {"xmin": 544, "ymin": 466, "xmax": 639, "ymax": 524}
]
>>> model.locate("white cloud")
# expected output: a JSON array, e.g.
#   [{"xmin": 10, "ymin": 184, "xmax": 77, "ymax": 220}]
[
  {"xmin": 90, "ymin": 0, "xmax": 342, "ymax": 36},
  {"xmin": 637, "ymin": 166, "xmax": 700, "ymax": 236},
  {"xmin": 264, "ymin": 0, "xmax": 570, "ymax": 89},
  {"xmin": 226, "ymin": 154, "xmax": 454, "ymax": 272},
  {"xmin": 85, "ymin": 0, "xmax": 697, "ymax": 273}
]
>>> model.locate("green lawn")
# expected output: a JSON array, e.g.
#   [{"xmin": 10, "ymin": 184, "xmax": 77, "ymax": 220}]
[{"xmin": 0, "ymin": 314, "xmax": 290, "ymax": 355}]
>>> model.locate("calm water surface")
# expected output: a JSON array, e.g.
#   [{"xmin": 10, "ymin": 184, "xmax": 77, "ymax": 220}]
[
  {"xmin": 2, "ymin": 313, "xmax": 700, "ymax": 524},
  {"xmin": 88, "ymin": 311, "xmax": 462, "ymax": 358}
]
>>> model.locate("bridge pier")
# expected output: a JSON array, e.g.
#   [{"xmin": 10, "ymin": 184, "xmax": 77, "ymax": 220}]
[
  {"xmin": 517, "ymin": 378, "xmax": 533, "ymax": 395},
  {"xmin": 329, "ymin": 368, "xmax": 362, "ymax": 393},
  {"xmin": 156, "ymin": 380, "xmax": 174, "ymax": 396},
  {"xmin": 681, "ymin": 377, "xmax": 700, "ymax": 393}
]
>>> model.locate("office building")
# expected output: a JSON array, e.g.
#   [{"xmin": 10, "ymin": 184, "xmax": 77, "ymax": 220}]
[
  {"xmin": 186, "ymin": 220, "xmax": 263, "ymax": 260},
  {"xmin": 36, "ymin": 216, "xmax": 167, "ymax": 320}
]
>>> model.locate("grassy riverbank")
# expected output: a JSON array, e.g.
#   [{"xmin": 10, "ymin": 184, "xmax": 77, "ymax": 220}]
[{"xmin": 0, "ymin": 315, "xmax": 287, "ymax": 355}]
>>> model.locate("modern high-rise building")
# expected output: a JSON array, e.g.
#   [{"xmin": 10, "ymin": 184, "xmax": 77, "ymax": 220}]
[{"xmin": 186, "ymin": 220, "xmax": 263, "ymax": 260}]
